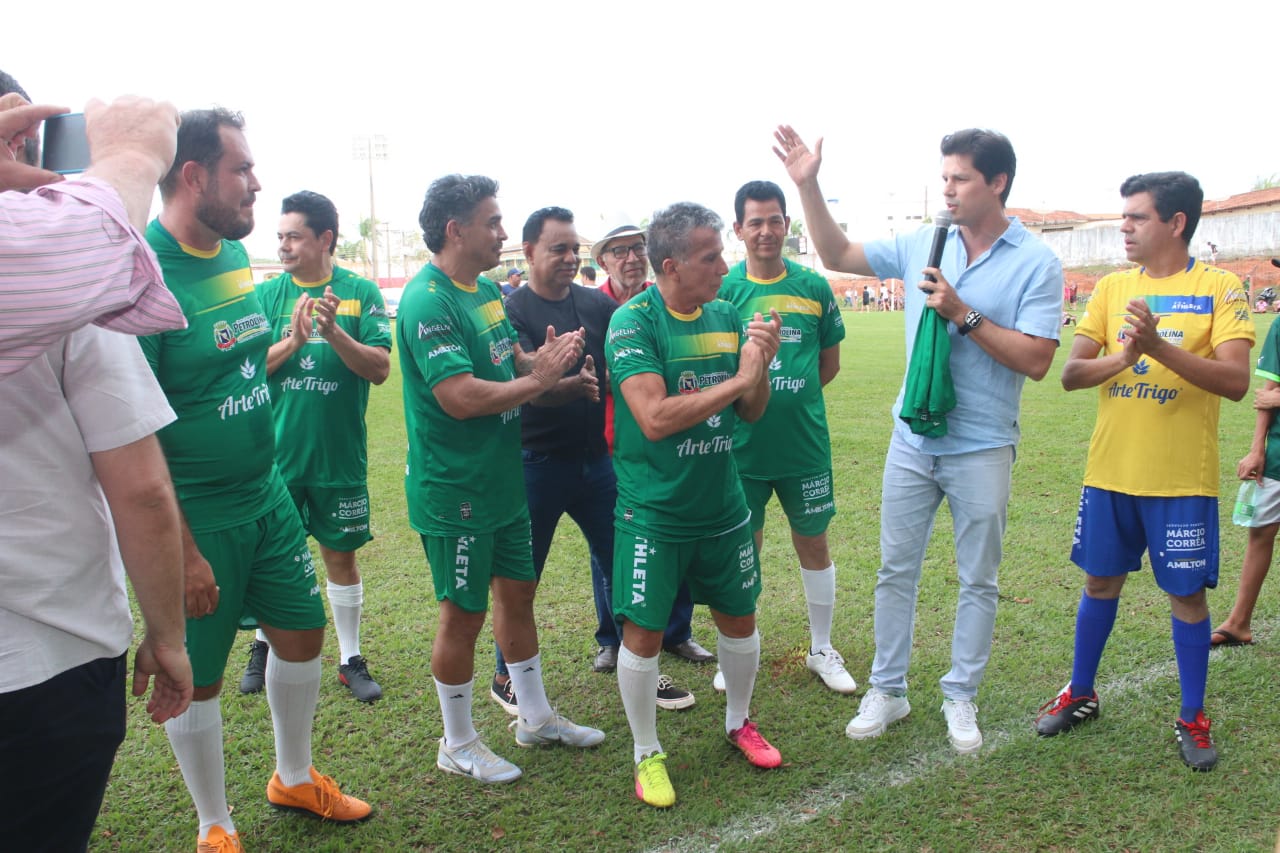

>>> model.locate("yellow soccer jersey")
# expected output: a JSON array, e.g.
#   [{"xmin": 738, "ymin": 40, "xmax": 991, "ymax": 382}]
[{"xmin": 1076, "ymin": 260, "xmax": 1253, "ymax": 496}]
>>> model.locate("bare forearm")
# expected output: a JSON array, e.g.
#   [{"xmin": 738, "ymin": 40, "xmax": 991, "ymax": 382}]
[
  {"xmin": 818, "ymin": 346, "xmax": 840, "ymax": 386},
  {"xmin": 266, "ymin": 335, "xmax": 305, "ymax": 375},
  {"xmin": 1062, "ymin": 349, "xmax": 1131, "ymax": 391},
  {"xmin": 436, "ymin": 373, "xmax": 554, "ymax": 420},
  {"xmin": 327, "ymin": 330, "xmax": 390, "ymax": 384},
  {"xmin": 1250, "ymin": 405, "xmax": 1273, "ymax": 454},
  {"xmin": 83, "ymin": 152, "xmax": 168, "ymax": 232},
  {"xmin": 794, "ymin": 179, "xmax": 872, "ymax": 276},
  {"xmin": 635, "ymin": 375, "xmax": 751, "ymax": 441},
  {"xmin": 964, "ymin": 321, "xmax": 1056, "ymax": 381},
  {"xmin": 116, "ymin": 492, "xmax": 186, "ymax": 645},
  {"xmin": 531, "ymin": 374, "xmax": 586, "ymax": 406},
  {"xmin": 734, "ymin": 372, "xmax": 772, "ymax": 423},
  {"xmin": 92, "ymin": 439, "xmax": 185, "ymax": 645},
  {"xmin": 1146, "ymin": 339, "xmax": 1250, "ymax": 401}
]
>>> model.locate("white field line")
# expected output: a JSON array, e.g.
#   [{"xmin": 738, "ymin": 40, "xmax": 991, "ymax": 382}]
[{"xmin": 646, "ymin": 615, "xmax": 1272, "ymax": 853}]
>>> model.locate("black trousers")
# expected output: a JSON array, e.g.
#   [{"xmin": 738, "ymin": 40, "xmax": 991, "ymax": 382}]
[{"xmin": 1, "ymin": 653, "xmax": 127, "ymax": 852}]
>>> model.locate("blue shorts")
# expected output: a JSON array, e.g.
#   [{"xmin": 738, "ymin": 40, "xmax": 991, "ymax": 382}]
[{"xmin": 1071, "ymin": 486, "xmax": 1218, "ymax": 596}]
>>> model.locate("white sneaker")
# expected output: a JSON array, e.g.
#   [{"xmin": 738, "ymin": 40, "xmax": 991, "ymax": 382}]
[
  {"xmin": 436, "ymin": 736, "xmax": 522, "ymax": 783},
  {"xmin": 845, "ymin": 687, "xmax": 910, "ymax": 739},
  {"xmin": 712, "ymin": 667, "xmax": 725, "ymax": 693},
  {"xmin": 805, "ymin": 647, "xmax": 857, "ymax": 694},
  {"xmin": 512, "ymin": 713, "xmax": 605, "ymax": 748},
  {"xmin": 941, "ymin": 698, "xmax": 982, "ymax": 754}
]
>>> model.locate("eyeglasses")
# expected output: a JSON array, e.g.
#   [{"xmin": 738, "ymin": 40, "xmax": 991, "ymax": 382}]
[{"xmin": 607, "ymin": 242, "xmax": 646, "ymax": 261}]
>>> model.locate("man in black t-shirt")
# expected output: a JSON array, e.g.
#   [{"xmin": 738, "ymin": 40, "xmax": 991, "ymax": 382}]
[{"xmin": 491, "ymin": 207, "xmax": 694, "ymax": 714}]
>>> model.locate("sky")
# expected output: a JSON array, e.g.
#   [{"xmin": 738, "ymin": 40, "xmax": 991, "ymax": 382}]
[{"xmin": 7, "ymin": 0, "xmax": 1275, "ymax": 266}]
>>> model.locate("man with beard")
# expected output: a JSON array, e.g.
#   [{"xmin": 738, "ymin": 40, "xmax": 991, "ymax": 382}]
[
  {"xmin": 143, "ymin": 109, "xmax": 371, "ymax": 852},
  {"xmin": 398, "ymin": 175, "xmax": 604, "ymax": 785}
]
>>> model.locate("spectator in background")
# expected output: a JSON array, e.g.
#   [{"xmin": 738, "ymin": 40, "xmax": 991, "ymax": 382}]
[{"xmin": 502, "ymin": 266, "xmax": 523, "ymax": 296}]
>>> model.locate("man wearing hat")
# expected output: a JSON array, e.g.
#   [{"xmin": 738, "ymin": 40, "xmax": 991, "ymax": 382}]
[
  {"xmin": 595, "ymin": 215, "xmax": 714, "ymax": 666},
  {"xmin": 502, "ymin": 267, "xmax": 523, "ymax": 297}
]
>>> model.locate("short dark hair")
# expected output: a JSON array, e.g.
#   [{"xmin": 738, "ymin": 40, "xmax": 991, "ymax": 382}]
[
  {"xmin": 648, "ymin": 202, "xmax": 723, "ymax": 272},
  {"xmin": 281, "ymin": 190, "xmax": 339, "ymax": 254},
  {"xmin": 0, "ymin": 69, "xmax": 30, "ymax": 100},
  {"xmin": 940, "ymin": 128, "xmax": 1016, "ymax": 205},
  {"xmin": 161, "ymin": 107, "xmax": 245, "ymax": 199},
  {"xmin": 1119, "ymin": 171, "xmax": 1203, "ymax": 246},
  {"xmin": 522, "ymin": 206, "xmax": 574, "ymax": 245},
  {"xmin": 734, "ymin": 180, "xmax": 787, "ymax": 224},
  {"xmin": 580, "ymin": 266, "xmax": 597, "ymax": 282},
  {"xmin": 418, "ymin": 174, "xmax": 499, "ymax": 253}
]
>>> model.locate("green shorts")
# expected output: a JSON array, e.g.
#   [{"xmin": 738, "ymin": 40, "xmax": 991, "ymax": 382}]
[
  {"xmin": 288, "ymin": 483, "xmax": 374, "ymax": 552},
  {"xmin": 742, "ymin": 469, "xmax": 836, "ymax": 537},
  {"xmin": 420, "ymin": 512, "xmax": 536, "ymax": 614},
  {"xmin": 613, "ymin": 520, "xmax": 760, "ymax": 632},
  {"xmin": 186, "ymin": 499, "xmax": 326, "ymax": 687}
]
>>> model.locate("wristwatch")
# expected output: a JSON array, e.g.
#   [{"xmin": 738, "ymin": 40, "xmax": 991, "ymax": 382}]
[{"xmin": 957, "ymin": 309, "xmax": 984, "ymax": 336}]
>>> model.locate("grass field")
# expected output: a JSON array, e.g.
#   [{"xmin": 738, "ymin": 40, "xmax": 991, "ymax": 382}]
[{"xmin": 92, "ymin": 310, "xmax": 1280, "ymax": 852}]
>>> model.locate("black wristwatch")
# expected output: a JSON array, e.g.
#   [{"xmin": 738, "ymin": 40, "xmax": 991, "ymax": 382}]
[{"xmin": 957, "ymin": 309, "xmax": 984, "ymax": 336}]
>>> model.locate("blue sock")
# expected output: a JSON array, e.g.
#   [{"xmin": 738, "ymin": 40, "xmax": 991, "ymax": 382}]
[
  {"xmin": 1172, "ymin": 615, "xmax": 1211, "ymax": 721},
  {"xmin": 1071, "ymin": 592, "xmax": 1119, "ymax": 697}
]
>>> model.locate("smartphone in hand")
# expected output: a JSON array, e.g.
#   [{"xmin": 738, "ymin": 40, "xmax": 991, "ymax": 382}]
[{"xmin": 41, "ymin": 113, "xmax": 89, "ymax": 174}]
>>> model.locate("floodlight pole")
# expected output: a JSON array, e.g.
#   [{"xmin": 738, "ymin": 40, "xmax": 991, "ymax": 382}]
[{"xmin": 353, "ymin": 135, "xmax": 389, "ymax": 281}]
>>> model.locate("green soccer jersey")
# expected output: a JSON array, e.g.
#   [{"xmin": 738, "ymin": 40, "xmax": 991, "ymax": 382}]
[
  {"xmin": 717, "ymin": 259, "xmax": 845, "ymax": 478},
  {"xmin": 1252, "ymin": 311, "xmax": 1280, "ymax": 480},
  {"xmin": 397, "ymin": 264, "xmax": 525, "ymax": 534},
  {"xmin": 141, "ymin": 220, "xmax": 288, "ymax": 532},
  {"xmin": 257, "ymin": 267, "xmax": 391, "ymax": 487},
  {"xmin": 606, "ymin": 285, "xmax": 749, "ymax": 541}
]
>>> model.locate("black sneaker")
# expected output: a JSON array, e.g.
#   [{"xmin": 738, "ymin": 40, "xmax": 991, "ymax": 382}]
[
  {"xmin": 490, "ymin": 675, "xmax": 518, "ymax": 715},
  {"xmin": 338, "ymin": 655, "xmax": 383, "ymax": 703},
  {"xmin": 594, "ymin": 645, "xmax": 619, "ymax": 673},
  {"xmin": 1174, "ymin": 711, "xmax": 1218, "ymax": 771},
  {"xmin": 656, "ymin": 673, "xmax": 695, "ymax": 711},
  {"xmin": 239, "ymin": 640, "xmax": 268, "ymax": 694},
  {"xmin": 1034, "ymin": 684, "xmax": 1100, "ymax": 736}
]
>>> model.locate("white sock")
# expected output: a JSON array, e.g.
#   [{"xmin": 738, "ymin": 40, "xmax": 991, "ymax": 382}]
[
  {"xmin": 506, "ymin": 652, "xmax": 553, "ymax": 729},
  {"xmin": 434, "ymin": 678, "xmax": 477, "ymax": 748},
  {"xmin": 801, "ymin": 564, "xmax": 836, "ymax": 652},
  {"xmin": 165, "ymin": 698, "xmax": 234, "ymax": 837},
  {"xmin": 618, "ymin": 646, "xmax": 661, "ymax": 763},
  {"xmin": 718, "ymin": 630, "xmax": 760, "ymax": 735},
  {"xmin": 266, "ymin": 654, "xmax": 320, "ymax": 786},
  {"xmin": 327, "ymin": 581, "xmax": 363, "ymax": 663},
  {"xmin": 255, "ymin": 628, "xmax": 268, "ymax": 644}
]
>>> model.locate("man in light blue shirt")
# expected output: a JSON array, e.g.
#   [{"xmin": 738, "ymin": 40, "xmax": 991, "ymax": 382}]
[{"xmin": 775, "ymin": 124, "xmax": 1062, "ymax": 753}]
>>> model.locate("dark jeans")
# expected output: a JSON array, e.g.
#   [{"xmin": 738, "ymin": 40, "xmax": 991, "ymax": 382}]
[
  {"xmin": 495, "ymin": 450, "xmax": 693, "ymax": 675},
  {"xmin": 1, "ymin": 653, "xmax": 127, "ymax": 852}
]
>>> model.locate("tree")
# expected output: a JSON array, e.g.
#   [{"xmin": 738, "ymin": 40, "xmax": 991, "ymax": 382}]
[
  {"xmin": 1252, "ymin": 174, "xmax": 1279, "ymax": 191},
  {"xmin": 784, "ymin": 220, "xmax": 805, "ymax": 257}
]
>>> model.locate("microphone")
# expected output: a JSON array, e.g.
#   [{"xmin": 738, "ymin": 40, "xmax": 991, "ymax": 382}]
[{"xmin": 923, "ymin": 210, "xmax": 954, "ymax": 283}]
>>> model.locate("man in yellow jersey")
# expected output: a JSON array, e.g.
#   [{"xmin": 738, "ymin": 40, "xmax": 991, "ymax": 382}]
[{"xmin": 1033, "ymin": 171, "xmax": 1254, "ymax": 772}]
